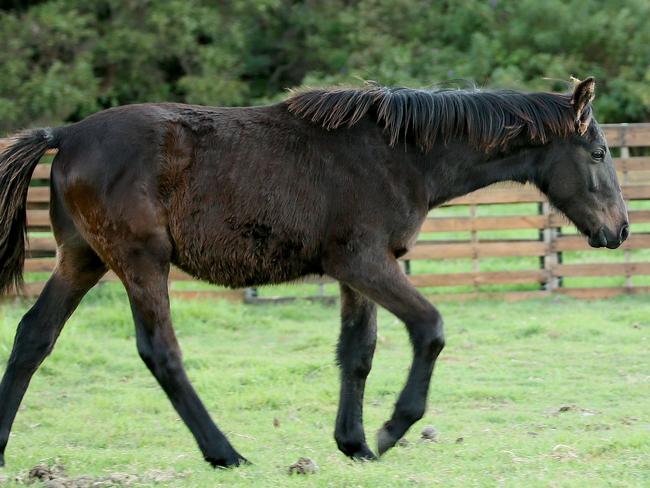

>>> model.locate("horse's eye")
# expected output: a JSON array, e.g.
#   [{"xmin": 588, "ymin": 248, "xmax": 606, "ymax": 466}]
[{"xmin": 591, "ymin": 149, "xmax": 605, "ymax": 161}]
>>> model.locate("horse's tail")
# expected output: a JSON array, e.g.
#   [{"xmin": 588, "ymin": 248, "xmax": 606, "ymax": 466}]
[{"xmin": 0, "ymin": 128, "xmax": 60, "ymax": 294}]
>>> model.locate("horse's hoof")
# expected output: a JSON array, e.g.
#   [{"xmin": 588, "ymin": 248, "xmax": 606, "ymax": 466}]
[
  {"xmin": 350, "ymin": 446, "xmax": 378, "ymax": 461},
  {"xmin": 0, "ymin": 453, "xmax": 4, "ymax": 467},
  {"xmin": 377, "ymin": 425, "xmax": 398, "ymax": 456},
  {"xmin": 207, "ymin": 453, "xmax": 250, "ymax": 469}
]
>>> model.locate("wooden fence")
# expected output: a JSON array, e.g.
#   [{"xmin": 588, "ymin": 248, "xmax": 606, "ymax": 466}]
[{"xmin": 4, "ymin": 123, "xmax": 650, "ymax": 302}]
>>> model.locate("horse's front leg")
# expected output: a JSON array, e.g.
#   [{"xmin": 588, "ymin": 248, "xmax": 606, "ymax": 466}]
[
  {"xmin": 326, "ymin": 251, "xmax": 445, "ymax": 456},
  {"xmin": 334, "ymin": 283, "xmax": 378, "ymax": 460}
]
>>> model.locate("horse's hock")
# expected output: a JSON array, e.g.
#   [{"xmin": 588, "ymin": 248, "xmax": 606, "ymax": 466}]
[{"xmin": 5, "ymin": 123, "xmax": 650, "ymax": 302}]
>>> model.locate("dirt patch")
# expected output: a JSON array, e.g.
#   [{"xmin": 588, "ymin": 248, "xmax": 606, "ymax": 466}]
[
  {"xmin": 549, "ymin": 444, "xmax": 579, "ymax": 462},
  {"xmin": 0, "ymin": 463, "xmax": 188, "ymax": 487},
  {"xmin": 420, "ymin": 425, "xmax": 439, "ymax": 442},
  {"xmin": 288, "ymin": 457, "xmax": 318, "ymax": 475},
  {"xmin": 548, "ymin": 404, "xmax": 597, "ymax": 416}
]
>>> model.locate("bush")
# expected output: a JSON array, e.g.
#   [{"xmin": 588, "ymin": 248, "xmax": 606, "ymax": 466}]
[{"xmin": 0, "ymin": 0, "xmax": 648, "ymax": 133}]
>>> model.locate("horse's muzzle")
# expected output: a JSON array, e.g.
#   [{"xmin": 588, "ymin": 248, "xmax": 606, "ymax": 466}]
[{"xmin": 588, "ymin": 223, "xmax": 629, "ymax": 249}]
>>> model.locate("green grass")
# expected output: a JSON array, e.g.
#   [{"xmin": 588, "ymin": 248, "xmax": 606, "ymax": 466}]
[{"xmin": 0, "ymin": 288, "xmax": 648, "ymax": 487}]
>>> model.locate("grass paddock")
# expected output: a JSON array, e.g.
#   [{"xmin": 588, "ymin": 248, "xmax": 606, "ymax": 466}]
[{"xmin": 0, "ymin": 286, "xmax": 648, "ymax": 487}]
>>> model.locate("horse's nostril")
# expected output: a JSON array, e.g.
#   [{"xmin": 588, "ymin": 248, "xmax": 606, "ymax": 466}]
[{"xmin": 620, "ymin": 224, "xmax": 630, "ymax": 241}]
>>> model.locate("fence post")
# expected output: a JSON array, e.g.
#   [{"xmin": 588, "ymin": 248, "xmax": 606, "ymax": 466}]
[
  {"xmin": 245, "ymin": 287, "xmax": 258, "ymax": 301},
  {"xmin": 540, "ymin": 201, "xmax": 560, "ymax": 291},
  {"xmin": 620, "ymin": 124, "xmax": 632, "ymax": 290},
  {"xmin": 470, "ymin": 203, "xmax": 479, "ymax": 291}
]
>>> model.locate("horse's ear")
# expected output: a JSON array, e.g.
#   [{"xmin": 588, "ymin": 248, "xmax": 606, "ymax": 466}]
[{"xmin": 570, "ymin": 76, "xmax": 595, "ymax": 135}]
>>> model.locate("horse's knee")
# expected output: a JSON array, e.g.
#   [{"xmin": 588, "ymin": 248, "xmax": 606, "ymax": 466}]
[
  {"xmin": 429, "ymin": 325, "xmax": 445, "ymax": 357},
  {"xmin": 410, "ymin": 309, "xmax": 445, "ymax": 358},
  {"xmin": 337, "ymin": 299, "xmax": 377, "ymax": 377},
  {"xmin": 337, "ymin": 338, "xmax": 375, "ymax": 377},
  {"xmin": 352, "ymin": 357, "xmax": 374, "ymax": 379}
]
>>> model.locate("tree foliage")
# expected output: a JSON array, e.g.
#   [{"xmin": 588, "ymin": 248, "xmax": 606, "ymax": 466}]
[{"xmin": 1, "ymin": 0, "xmax": 648, "ymax": 133}]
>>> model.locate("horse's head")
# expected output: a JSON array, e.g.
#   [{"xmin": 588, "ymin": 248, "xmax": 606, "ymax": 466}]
[{"xmin": 534, "ymin": 77, "xmax": 629, "ymax": 249}]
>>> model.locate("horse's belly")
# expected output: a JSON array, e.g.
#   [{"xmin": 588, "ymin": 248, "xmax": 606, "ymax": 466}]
[
  {"xmin": 175, "ymin": 255, "xmax": 321, "ymax": 288},
  {"xmin": 165, "ymin": 165, "xmax": 327, "ymax": 288},
  {"xmin": 171, "ymin": 227, "xmax": 323, "ymax": 288}
]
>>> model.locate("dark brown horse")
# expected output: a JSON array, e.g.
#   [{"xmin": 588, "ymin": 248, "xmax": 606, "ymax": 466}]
[{"xmin": 0, "ymin": 77, "xmax": 628, "ymax": 468}]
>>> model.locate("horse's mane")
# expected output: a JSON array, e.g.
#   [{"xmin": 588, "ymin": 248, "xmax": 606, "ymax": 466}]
[{"xmin": 286, "ymin": 83, "xmax": 583, "ymax": 152}]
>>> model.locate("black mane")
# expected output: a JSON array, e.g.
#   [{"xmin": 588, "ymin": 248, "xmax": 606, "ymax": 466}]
[{"xmin": 287, "ymin": 83, "xmax": 582, "ymax": 151}]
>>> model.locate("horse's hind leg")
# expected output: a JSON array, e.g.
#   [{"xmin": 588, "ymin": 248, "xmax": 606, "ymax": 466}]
[
  {"xmin": 0, "ymin": 244, "xmax": 106, "ymax": 466},
  {"xmin": 325, "ymin": 252, "xmax": 444, "ymax": 457},
  {"xmin": 334, "ymin": 283, "xmax": 377, "ymax": 460},
  {"xmin": 112, "ymin": 241, "xmax": 247, "ymax": 468}
]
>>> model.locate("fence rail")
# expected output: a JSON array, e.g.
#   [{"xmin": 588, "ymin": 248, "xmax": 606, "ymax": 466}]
[{"xmin": 3, "ymin": 123, "xmax": 650, "ymax": 302}]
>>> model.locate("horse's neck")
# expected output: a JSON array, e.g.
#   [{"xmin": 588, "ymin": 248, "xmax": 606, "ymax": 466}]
[
  {"xmin": 425, "ymin": 142, "xmax": 538, "ymax": 208},
  {"xmin": 471, "ymin": 149, "xmax": 536, "ymax": 187}
]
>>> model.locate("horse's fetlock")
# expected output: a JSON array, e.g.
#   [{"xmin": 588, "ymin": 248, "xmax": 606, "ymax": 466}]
[
  {"xmin": 397, "ymin": 402, "xmax": 426, "ymax": 424},
  {"xmin": 335, "ymin": 431, "xmax": 365, "ymax": 456}
]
